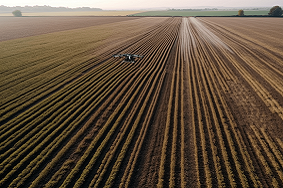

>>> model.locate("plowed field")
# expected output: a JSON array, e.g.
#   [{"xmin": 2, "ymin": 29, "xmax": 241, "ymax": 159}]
[
  {"xmin": 0, "ymin": 17, "xmax": 140, "ymax": 42},
  {"xmin": 1, "ymin": 17, "xmax": 283, "ymax": 187}
]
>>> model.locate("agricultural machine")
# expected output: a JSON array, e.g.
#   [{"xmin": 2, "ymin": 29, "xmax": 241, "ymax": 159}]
[{"xmin": 113, "ymin": 54, "xmax": 143, "ymax": 63}]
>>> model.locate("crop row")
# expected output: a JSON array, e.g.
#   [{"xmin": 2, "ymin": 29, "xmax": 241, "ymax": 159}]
[
  {"xmin": 59, "ymin": 18, "xmax": 181, "ymax": 188},
  {"xmin": 0, "ymin": 17, "xmax": 169, "ymax": 187},
  {"xmin": 189, "ymin": 17, "xmax": 283, "ymax": 187},
  {"xmin": 0, "ymin": 17, "xmax": 181, "ymax": 188},
  {"xmin": 1, "ymin": 16, "xmax": 283, "ymax": 187},
  {"xmin": 0, "ymin": 17, "xmax": 168, "ymax": 125}
]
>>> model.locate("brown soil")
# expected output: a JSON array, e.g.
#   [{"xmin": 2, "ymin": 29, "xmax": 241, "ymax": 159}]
[
  {"xmin": 1, "ymin": 17, "xmax": 283, "ymax": 188},
  {"xmin": 0, "ymin": 16, "xmax": 139, "ymax": 42}
]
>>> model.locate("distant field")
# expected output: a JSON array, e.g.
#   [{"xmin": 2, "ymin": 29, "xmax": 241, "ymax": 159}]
[
  {"xmin": 130, "ymin": 10, "xmax": 269, "ymax": 16},
  {"xmin": 0, "ymin": 17, "xmax": 140, "ymax": 42},
  {"xmin": 0, "ymin": 11, "xmax": 143, "ymax": 17}
]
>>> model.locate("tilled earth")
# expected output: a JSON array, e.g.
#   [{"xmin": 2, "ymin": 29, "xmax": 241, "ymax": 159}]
[{"xmin": 0, "ymin": 17, "xmax": 283, "ymax": 187}]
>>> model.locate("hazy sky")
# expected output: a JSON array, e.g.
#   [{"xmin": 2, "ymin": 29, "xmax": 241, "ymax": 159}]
[{"xmin": 1, "ymin": 0, "xmax": 282, "ymax": 9}]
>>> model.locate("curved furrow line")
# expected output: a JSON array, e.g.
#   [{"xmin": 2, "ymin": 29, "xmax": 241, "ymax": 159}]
[
  {"xmin": 179, "ymin": 35, "xmax": 186, "ymax": 188},
  {"xmin": 191, "ymin": 19, "xmax": 252, "ymax": 187},
  {"xmin": 0, "ymin": 18, "xmax": 169, "ymax": 126},
  {"xmin": 219, "ymin": 76, "xmax": 276, "ymax": 187},
  {"xmin": 156, "ymin": 20, "xmax": 182, "ymax": 188},
  {"xmin": 0, "ymin": 18, "xmax": 175, "ymax": 165},
  {"xmin": 0, "ymin": 60, "xmax": 124, "ymax": 151},
  {"xmin": 186, "ymin": 21, "xmax": 212, "ymax": 187},
  {"xmin": 156, "ymin": 49, "xmax": 174, "ymax": 187},
  {"xmin": 0, "ymin": 61, "xmax": 118, "ymax": 158},
  {"xmin": 188, "ymin": 17, "xmax": 264, "ymax": 187},
  {"xmin": 93, "ymin": 18, "xmax": 181, "ymax": 188},
  {"xmin": 193, "ymin": 18, "xmax": 277, "ymax": 187},
  {"xmin": 169, "ymin": 41, "xmax": 182, "ymax": 188},
  {"xmin": 182, "ymin": 18, "xmax": 205, "ymax": 187},
  {"xmin": 107, "ymin": 22, "xmax": 182, "ymax": 186},
  {"xmin": 199, "ymin": 51, "xmax": 262, "ymax": 187},
  {"xmin": 8, "ymin": 63, "xmax": 138, "ymax": 188},
  {"xmin": 157, "ymin": 43, "xmax": 177, "ymax": 186},
  {"xmin": 259, "ymin": 129, "xmax": 283, "ymax": 171},
  {"xmin": 0, "ymin": 18, "xmax": 166, "ymax": 92},
  {"xmin": 208, "ymin": 30, "xmax": 283, "ymax": 97},
  {"xmin": 26, "ymin": 63, "xmax": 141, "ymax": 187},
  {"xmin": 173, "ymin": 28, "xmax": 187, "ymax": 187},
  {"xmin": 172, "ymin": 40, "xmax": 186, "ymax": 188},
  {"xmin": 0, "ymin": 60, "xmax": 127, "ymax": 156},
  {"xmin": 103, "ymin": 56, "xmax": 171, "ymax": 188},
  {"xmin": 225, "ymin": 51, "xmax": 283, "ymax": 120},
  {"xmin": 2, "ymin": 19, "xmax": 176, "ymax": 187},
  {"xmin": 38, "ymin": 56, "xmax": 149, "ymax": 188},
  {"xmin": 88, "ymin": 69, "xmax": 158, "ymax": 188},
  {"xmin": 0, "ymin": 44, "xmax": 112, "ymax": 119},
  {"xmin": 182, "ymin": 18, "xmax": 206, "ymax": 187},
  {"xmin": 198, "ymin": 19, "xmax": 283, "ymax": 120},
  {"xmin": 0, "ymin": 59, "xmax": 118, "ymax": 136},
  {"xmin": 41, "ymin": 31, "xmax": 170, "ymax": 188},
  {"xmin": 187, "ymin": 18, "xmax": 233, "ymax": 187},
  {"xmin": 196, "ymin": 18, "xmax": 283, "ymax": 187},
  {"xmin": 199, "ymin": 18, "xmax": 283, "ymax": 99},
  {"xmin": 250, "ymin": 126, "xmax": 283, "ymax": 184},
  {"xmin": 0, "ymin": 61, "xmax": 136, "ymax": 187},
  {"xmin": 56, "ymin": 18, "xmax": 180, "ymax": 188},
  {"xmin": 194, "ymin": 47, "xmax": 227, "ymax": 187},
  {"xmin": 118, "ymin": 70, "xmax": 166, "ymax": 188},
  {"xmin": 199, "ymin": 18, "xmax": 283, "ymax": 61},
  {"xmin": 173, "ymin": 19, "xmax": 192, "ymax": 188},
  {"xmin": 230, "ymin": 48, "xmax": 283, "ymax": 101},
  {"xmin": 86, "ymin": 36, "xmax": 176, "ymax": 188},
  {"xmin": 118, "ymin": 19, "xmax": 181, "ymax": 188},
  {"xmin": 35, "ymin": 52, "xmax": 151, "ymax": 187},
  {"xmin": 2, "ymin": 16, "xmax": 283, "ymax": 188},
  {"xmin": 199, "ymin": 18, "xmax": 283, "ymax": 81},
  {"xmin": 247, "ymin": 130, "xmax": 282, "ymax": 187},
  {"xmin": 198, "ymin": 51, "xmax": 249, "ymax": 187}
]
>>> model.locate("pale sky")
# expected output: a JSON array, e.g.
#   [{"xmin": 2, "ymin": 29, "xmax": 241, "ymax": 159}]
[{"xmin": 0, "ymin": 0, "xmax": 282, "ymax": 10}]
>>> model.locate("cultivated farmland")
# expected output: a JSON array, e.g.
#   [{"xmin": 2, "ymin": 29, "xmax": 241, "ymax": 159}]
[{"xmin": 1, "ymin": 17, "xmax": 283, "ymax": 187}]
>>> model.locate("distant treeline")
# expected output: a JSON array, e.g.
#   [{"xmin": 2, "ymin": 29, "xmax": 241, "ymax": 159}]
[
  {"xmin": 0, "ymin": 5, "xmax": 102, "ymax": 12},
  {"xmin": 169, "ymin": 8, "xmax": 218, "ymax": 11}
]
